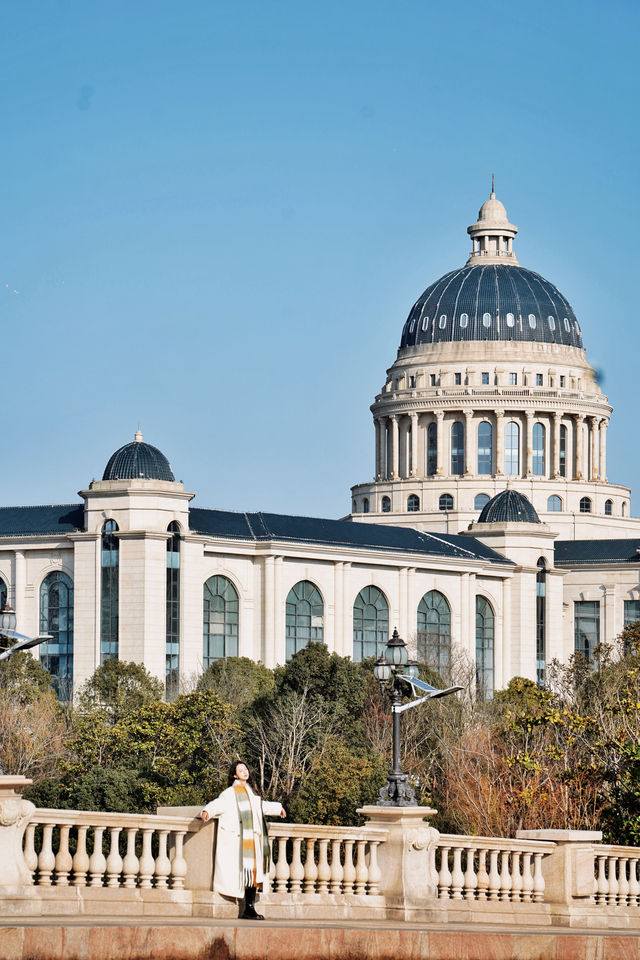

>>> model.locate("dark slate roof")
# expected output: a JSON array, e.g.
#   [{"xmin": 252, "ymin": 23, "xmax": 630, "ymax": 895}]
[
  {"xmin": 400, "ymin": 264, "xmax": 582, "ymax": 349},
  {"xmin": 0, "ymin": 504, "xmax": 84, "ymax": 537},
  {"xmin": 189, "ymin": 508, "xmax": 512, "ymax": 565},
  {"xmin": 103, "ymin": 441, "xmax": 175, "ymax": 482},
  {"xmin": 478, "ymin": 489, "xmax": 540, "ymax": 524},
  {"xmin": 555, "ymin": 539, "xmax": 640, "ymax": 566}
]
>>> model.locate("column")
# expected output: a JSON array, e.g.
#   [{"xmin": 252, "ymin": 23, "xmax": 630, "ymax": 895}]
[
  {"xmin": 263, "ymin": 556, "xmax": 275, "ymax": 668},
  {"xmin": 599, "ymin": 419, "xmax": 607, "ymax": 482},
  {"xmin": 603, "ymin": 585, "xmax": 617, "ymax": 646},
  {"xmin": 501, "ymin": 577, "xmax": 512, "ymax": 683},
  {"xmin": 390, "ymin": 416, "xmax": 399, "ymax": 479},
  {"xmin": 464, "ymin": 410, "xmax": 474, "ymax": 476},
  {"xmin": 525, "ymin": 412, "xmax": 534, "ymax": 476},
  {"xmin": 398, "ymin": 567, "xmax": 408, "ymax": 641},
  {"xmin": 333, "ymin": 561, "xmax": 344, "ymax": 656},
  {"xmin": 574, "ymin": 415, "xmax": 585, "ymax": 480},
  {"xmin": 495, "ymin": 410, "xmax": 504, "ymax": 475},
  {"xmin": 552, "ymin": 413, "xmax": 561, "ymax": 478},
  {"xmin": 374, "ymin": 419, "xmax": 382, "ymax": 480},
  {"xmin": 590, "ymin": 418, "xmax": 599, "ymax": 481},
  {"xmin": 13, "ymin": 550, "xmax": 25, "ymax": 630},
  {"xmin": 274, "ymin": 556, "xmax": 283, "ymax": 664},
  {"xmin": 410, "ymin": 413, "xmax": 418, "ymax": 477},
  {"xmin": 343, "ymin": 562, "xmax": 351, "ymax": 658},
  {"xmin": 435, "ymin": 411, "xmax": 445, "ymax": 476}
]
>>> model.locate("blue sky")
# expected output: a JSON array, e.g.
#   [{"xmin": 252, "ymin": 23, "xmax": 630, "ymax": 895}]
[{"xmin": 2, "ymin": 0, "xmax": 639, "ymax": 517}]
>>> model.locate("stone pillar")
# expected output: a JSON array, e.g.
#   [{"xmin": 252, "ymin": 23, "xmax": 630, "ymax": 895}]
[
  {"xmin": 390, "ymin": 416, "xmax": 399, "ymax": 479},
  {"xmin": 117, "ymin": 532, "xmax": 168, "ymax": 684},
  {"xmin": 599, "ymin": 419, "xmax": 607, "ymax": 482},
  {"xmin": 398, "ymin": 567, "xmax": 408, "ymax": 640},
  {"xmin": 333, "ymin": 561, "xmax": 344, "ymax": 656},
  {"xmin": 574, "ymin": 415, "xmax": 585, "ymax": 480},
  {"xmin": 273, "ymin": 556, "xmax": 283, "ymax": 664},
  {"xmin": 552, "ymin": 413, "xmax": 561, "ymax": 478},
  {"xmin": 525, "ymin": 412, "xmax": 534, "ymax": 476},
  {"xmin": 263, "ymin": 556, "xmax": 275, "ymax": 668},
  {"xmin": 435, "ymin": 411, "xmax": 444, "ymax": 476},
  {"xmin": 375, "ymin": 418, "xmax": 382, "ymax": 480},
  {"xmin": 13, "ymin": 550, "xmax": 25, "ymax": 630},
  {"xmin": 410, "ymin": 413, "xmax": 418, "ymax": 477},
  {"xmin": 464, "ymin": 410, "xmax": 474, "ymax": 476},
  {"xmin": 0, "ymin": 776, "xmax": 35, "ymax": 887},
  {"xmin": 358, "ymin": 806, "xmax": 440, "ymax": 914},
  {"xmin": 516, "ymin": 830, "xmax": 602, "ymax": 906},
  {"xmin": 494, "ymin": 409, "xmax": 504, "ymax": 475},
  {"xmin": 603, "ymin": 584, "xmax": 617, "ymax": 646},
  {"xmin": 590, "ymin": 417, "xmax": 599, "ymax": 481}
]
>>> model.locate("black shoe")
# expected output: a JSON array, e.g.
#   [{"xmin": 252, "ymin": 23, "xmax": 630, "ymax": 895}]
[
  {"xmin": 242, "ymin": 887, "xmax": 264, "ymax": 920},
  {"xmin": 242, "ymin": 904, "xmax": 264, "ymax": 920}
]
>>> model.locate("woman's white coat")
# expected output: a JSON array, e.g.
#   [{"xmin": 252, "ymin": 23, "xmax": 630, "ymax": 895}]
[{"xmin": 202, "ymin": 785, "xmax": 283, "ymax": 899}]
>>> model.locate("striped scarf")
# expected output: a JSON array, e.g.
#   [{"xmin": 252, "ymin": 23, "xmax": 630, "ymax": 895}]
[{"xmin": 233, "ymin": 782, "xmax": 270, "ymax": 890}]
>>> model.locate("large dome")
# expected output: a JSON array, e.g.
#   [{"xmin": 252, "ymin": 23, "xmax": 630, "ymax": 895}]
[
  {"xmin": 478, "ymin": 489, "xmax": 540, "ymax": 524},
  {"xmin": 400, "ymin": 263, "xmax": 582, "ymax": 349},
  {"xmin": 103, "ymin": 431, "xmax": 175, "ymax": 482}
]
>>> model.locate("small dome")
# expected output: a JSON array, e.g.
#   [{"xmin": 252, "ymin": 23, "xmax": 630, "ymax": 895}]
[
  {"xmin": 102, "ymin": 431, "xmax": 175, "ymax": 482},
  {"xmin": 478, "ymin": 195, "xmax": 508, "ymax": 223},
  {"xmin": 478, "ymin": 489, "xmax": 540, "ymax": 524}
]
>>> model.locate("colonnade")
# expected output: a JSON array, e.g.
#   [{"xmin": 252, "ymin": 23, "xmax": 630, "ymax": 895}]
[{"xmin": 374, "ymin": 410, "xmax": 608, "ymax": 482}]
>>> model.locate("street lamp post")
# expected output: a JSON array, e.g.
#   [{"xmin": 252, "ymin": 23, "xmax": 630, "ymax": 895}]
[{"xmin": 373, "ymin": 628, "xmax": 463, "ymax": 807}]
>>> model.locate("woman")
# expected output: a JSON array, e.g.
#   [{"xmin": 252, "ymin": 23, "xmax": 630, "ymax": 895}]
[{"xmin": 201, "ymin": 760, "xmax": 286, "ymax": 919}]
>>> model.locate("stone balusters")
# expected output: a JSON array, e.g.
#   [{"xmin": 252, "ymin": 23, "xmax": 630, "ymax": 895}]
[
  {"xmin": 593, "ymin": 847, "xmax": 640, "ymax": 906},
  {"xmin": 436, "ymin": 837, "xmax": 553, "ymax": 903}
]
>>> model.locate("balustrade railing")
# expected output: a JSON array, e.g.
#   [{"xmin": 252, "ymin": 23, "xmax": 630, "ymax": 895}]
[
  {"xmin": 435, "ymin": 835, "xmax": 555, "ymax": 903},
  {"xmin": 265, "ymin": 823, "xmax": 387, "ymax": 897},
  {"xmin": 592, "ymin": 845, "xmax": 640, "ymax": 907}
]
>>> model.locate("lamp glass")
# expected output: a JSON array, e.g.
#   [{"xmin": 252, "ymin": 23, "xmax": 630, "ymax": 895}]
[
  {"xmin": 373, "ymin": 656, "xmax": 391, "ymax": 683},
  {"xmin": 386, "ymin": 639, "xmax": 408, "ymax": 666},
  {"xmin": 405, "ymin": 660, "xmax": 419, "ymax": 679},
  {"xmin": 0, "ymin": 605, "xmax": 16, "ymax": 634}
]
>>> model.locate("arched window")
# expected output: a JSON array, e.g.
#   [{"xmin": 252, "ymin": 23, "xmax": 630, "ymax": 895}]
[
  {"xmin": 475, "ymin": 596, "xmax": 494, "ymax": 699},
  {"xmin": 417, "ymin": 591, "xmax": 451, "ymax": 675},
  {"xmin": 407, "ymin": 494, "xmax": 420, "ymax": 513},
  {"xmin": 286, "ymin": 581, "xmax": 324, "ymax": 660},
  {"xmin": 0, "ymin": 577, "xmax": 6, "ymax": 608},
  {"xmin": 532, "ymin": 423, "xmax": 545, "ymax": 475},
  {"xmin": 353, "ymin": 586, "xmax": 388, "ymax": 662},
  {"xmin": 536, "ymin": 558, "xmax": 546, "ymax": 686},
  {"xmin": 439, "ymin": 493, "xmax": 454, "ymax": 511},
  {"xmin": 547, "ymin": 495, "xmax": 562, "ymax": 512},
  {"xmin": 559, "ymin": 424, "xmax": 567, "ymax": 477},
  {"xmin": 477, "ymin": 421, "xmax": 493, "ymax": 475},
  {"xmin": 474, "ymin": 493, "xmax": 490, "ymax": 510},
  {"xmin": 166, "ymin": 522, "xmax": 180, "ymax": 698},
  {"xmin": 381, "ymin": 496, "xmax": 391, "ymax": 513},
  {"xmin": 426, "ymin": 421, "xmax": 437, "ymax": 476},
  {"xmin": 363, "ymin": 497, "xmax": 370, "ymax": 514},
  {"xmin": 580, "ymin": 497, "xmax": 592, "ymax": 514},
  {"xmin": 40, "ymin": 571, "xmax": 74, "ymax": 700},
  {"xmin": 203, "ymin": 576, "xmax": 239, "ymax": 667},
  {"xmin": 623, "ymin": 502, "xmax": 628, "ymax": 517},
  {"xmin": 505, "ymin": 421, "xmax": 520, "ymax": 475},
  {"xmin": 451, "ymin": 421, "xmax": 464, "ymax": 475},
  {"xmin": 101, "ymin": 520, "xmax": 119, "ymax": 663},
  {"xmin": 604, "ymin": 499, "xmax": 613, "ymax": 516}
]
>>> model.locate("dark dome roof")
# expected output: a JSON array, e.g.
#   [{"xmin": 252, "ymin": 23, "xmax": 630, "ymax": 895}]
[
  {"xmin": 478, "ymin": 489, "xmax": 540, "ymax": 524},
  {"xmin": 103, "ymin": 432, "xmax": 175, "ymax": 482},
  {"xmin": 400, "ymin": 264, "xmax": 582, "ymax": 349}
]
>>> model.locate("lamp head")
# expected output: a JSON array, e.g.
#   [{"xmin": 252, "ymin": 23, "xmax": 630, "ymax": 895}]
[
  {"xmin": 404, "ymin": 659, "xmax": 419, "ymax": 680},
  {"xmin": 373, "ymin": 656, "xmax": 391, "ymax": 683},
  {"xmin": 0, "ymin": 604, "xmax": 17, "ymax": 636},
  {"xmin": 385, "ymin": 628, "xmax": 408, "ymax": 667}
]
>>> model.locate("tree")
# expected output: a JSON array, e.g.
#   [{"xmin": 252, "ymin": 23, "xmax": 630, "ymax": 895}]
[
  {"xmin": 290, "ymin": 741, "xmax": 387, "ymax": 825},
  {"xmin": 76, "ymin": 659, "xmax": 163, "ymax": 724},
  {"xmin": 197, "ymin": 656, "xmax": 274, "ymax": 710}
]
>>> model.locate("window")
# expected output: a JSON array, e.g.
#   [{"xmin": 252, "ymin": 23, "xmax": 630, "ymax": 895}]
[
  {"xmin": 353, "ymin": 586, "xmax": 388, "ymax": 662},
  {"xmin": 363, "ymin": 497, "xmax": 370, "ymax": 514},
  {"xmin": 536, "ymin": 559, "xmax": 546, "ymax": 685},
  {"xmin": 409, "ymin": 375, "xmax": 416, "ymax": 389},
  {"xmin": 166, "ymin": 522, "xmax": 180, "ymax": 698},
  {"xmin": 0, "ymin": 577, "xmax": 6, "ymax": 608},
  {"xmin": 506, "ymin": 313, "xmax": 515, "ymax": 327},
  {"xmin": 460, "ymin": 313, "xmax": 469, "ymax": 328},
  {"xmin": 574, "ymin": 601, "xmax": 599, "ymax": 660},
  {"xmin": 476, "ymin": 597, "xmax": 494, "ymax": 698},
  {"xmin": 505, "ymin": 421, "xmax": 520, "ymax": 475},
  {"xmin": 580, "ymin": 497, "xmax": 592, "ymax": 514},
  {"xmin": 547, "ymin": 495, "xmax": 562, "ymax": 512},
  {"xmin": 536, "ymin": 374, "xmax": 543, "ymax": 386},
  {"xmin": 477, "ymin": 421, "xmax": 493, "ymax": 475},
  {"xmin": 203, "ymin": 576, "xmax": 239, "ymax": 666},
  {"xmin": 528, "ymin": 314, "xmax": 536, "ymax": 328},
  {"xmin": 604, "ymin": 499, "xmax": 613, "ymax": 516},
  {"xmin": 623, "ymin": 502, "xmax": 628, "ymax": 516},
  {"xmin": 547, "ymin": 316, "xmax": 556, "ymax": 330},
  {"xmin": 451, "ymin": 421, "xmax": 464, "ymax": 475},
  {"xmin": 482, "ymin": 312, "xmax": 491, "ymax": 327},
  {"xmin": 560, "ymin": 375, "xmax": 566, "ymax": 387},
  {"xmin": 474, "ymin": 493, "xmax": 490, "ymax": 510},
  {"xmin": 624, "ymin": 600, "xmax": 640, "ymax": 626},
  {"xmin": 407, "ymin": 494, "xmax": 420, "ymax": 512},
  {"xmin": 439, "ymin": 493, "xmax": 454, "ymax": 511},
  {"xmin": 481, "ymin": 372, "xmax": 490, "ymax": 385},
  {"xmin": 426, "ymin": 421, "xmax": 437, "ymax": 476},
  {"xmin": 381, "ymin": 496, "xmax": 391, "ymax": 513},
  {"xmin": 439, "ymin": 315, "xmax": 447, "ymax": 329},
  {"xmin": 101, "ymin": 520, "xmax": 119, "ymax": 664},
  {"xmin": 286, "ymin": 581, "xmax": 324, "ymax": 660},
  {"xmin": 430, "ymin": 374, "xmax": 437, "ymax": 386},
  {"xmin": 509, "ymin": 373, "xmax": 517, "ymax": 385},
  {"xmin": 40, "ymin": 571, "xmax": 74, "ymax": 700},
  {"xmin": 421, "ymin": 315, "xmax": 429, "ymax": 331},
  {"xmin": 563, "ymin": 317, "xmax": 570, "ymax": 332},
  {"xmin": 454, "ymin": 373, "xmax": 462, "ymax": 385},
  {"xmin": 417, "ymin": 591, "xmax": 451, "ymax": 675},
  {"xmin": 559, "ymin": 424, "xmax": 567, "ymax": 477},
  {"xmin": 532, "ymin": 423, "xmax": 545, "ymax": 475}
]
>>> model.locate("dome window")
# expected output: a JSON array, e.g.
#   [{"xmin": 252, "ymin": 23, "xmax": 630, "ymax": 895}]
[
  {"xmin": 506, "ymin": 313, "xmax": 515, "ymax": 327},
  {"xmin": 563, "ymin": 317, "xmax": 570, "ymax": 331},
  {"xmin": 439, "ymin": 493, "xmax": 454, "ymax": 511},
  {"xmin": 381, "ymin": 496, "xmax": 391, "ymax": 513},
  {"xmin": 439, "ymin": 315, "xmax": 447, "ymax": 329},
  {"xmin": 474, "ymin": 493, "xmax": 490, "ymax": 510},
  {"xmin": 575, "ymin": 320, "xmax": 581, "ymax": 334},
  {"xmin": 421, "ymin": 315, "xmax": 429, "ymax": 331},
  {"xmin": 579, "ymin": 497, "xmax": 592, "ymax": 514},
  {"xmin": 460, "ymin": 313, "xmax": 469, "ymax": 328},
  {"xmin": 604, "ymin": 499, "xmax": 613, "ymax": 516},
  {"xmin": 547, "ymin": 316, "xmax": 556, "ymax": 330},
  {"xmin": 409, "ymin": 319, "xmax": 416, "ymax": 332},
  {"xmin": 528, "ymin": 314, "xmax": 537, "ymax": 328},
  {"xmin": 482, "ymin": 312, "xmax": 491, "ymax": 327},
  {"xmin": 547, "ymin": 495, "xmax": 562, "ymax": 512},
  {"xmin": 407, "ymin": 494, "xmax": 420, "ymax": 513}
]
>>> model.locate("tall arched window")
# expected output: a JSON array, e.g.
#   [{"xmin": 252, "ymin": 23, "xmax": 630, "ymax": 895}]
[
  {"xmin": 426, "ymin": 422, "xmax": 437, "ymax": 476},
  {"xmin": 474, "ymin": 493, "xmax": 490, "ymax": 510},
  {"xmin": 536, "ymin": 558, "xmax": 546, "ymax": 686},
  {"xmin": 203, "ymin": 576, "xmax": 239, "ymax": 667},
  {"xmin": 604, "ymin": 499, "xmax": 613, "ymax": 516},
  {"xmin": 505, "ymin": 421, "xmax": 520, "ymax": 475},
  {"xmin": 547, "ymin": 495, "xmax": 562, "ymax": 512},
  {"xmin": 40, "ymin": 571, "xmax": 74, "ymax": 699},
  {"xmin": 559, "ymin": 424, "xmax": 567, "ymax": 477},
  {"xmin": 417, "ymin": 591, "xmax": 451, "ymax": 675},
  {"xmin": 0, "ymin": 577, "xmax": 7, "ymax": 608},
  {"xmin": 381, "ymin": 496, "xmax": 391, "ymax": 513},
  {"xmin": 101, "ymin": 520, "xmax": 119, "ymax": 663},
  {"xmin": 475, "ymin": 596, "xmax": 494, "ymax": 699},
  {"xmin": 451, "ymin": 421, "xmax": 464, "ymax": 475},
  {"xmin": 407, "ymin": 494, "xmax": 420, "ymax": 512},
  {"xmin": 286, "ymin": 581, "xmax": 324, "ymax": 660},
  {"xmin": 166, "ymin": 522, "xmax": 180, "ymax": 698},
  {"xmin": 580, "ymin": 497, "xmax": 592, "ymax": 513},
  {"xmin": 532, "ymin": 423, "xmax": 545, "ymax": 475},
  {"xmin": 353, "ymin": 586, "xmax": 388, "ymax": 662},
  {"xmin": 363, "ymin": 498, "xmax": 370, "ymax": 514},
  {"xmin": 439, "ymin": 493, "xmax": 454, "ymax": 511},
  {"xmin": 477, "ymin": 421, "xmax": 493, "ymax": 474}
]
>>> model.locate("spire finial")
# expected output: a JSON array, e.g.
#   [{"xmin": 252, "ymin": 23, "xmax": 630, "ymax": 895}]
[
  {"xmin": 134, "ymin": 427, "xmax": 143, "ymax": 443},
  {"xmin": 491, "ymin": 172, "xmax": 495, "ymax": 197}
]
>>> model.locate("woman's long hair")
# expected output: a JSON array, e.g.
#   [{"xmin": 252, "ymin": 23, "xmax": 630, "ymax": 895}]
[{"xmin": 227, "ymin": 759, "xmax": 261, "ymax": 794}]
